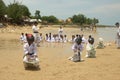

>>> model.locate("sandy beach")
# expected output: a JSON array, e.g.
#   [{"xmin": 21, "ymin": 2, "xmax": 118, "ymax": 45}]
[{"xmin": 0, "ymin": 25, "xmax": 120, "ymax": 80}]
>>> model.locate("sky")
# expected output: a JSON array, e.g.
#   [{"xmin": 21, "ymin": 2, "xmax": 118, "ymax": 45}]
[{"xmin": 3, "ymin": 0, "xmax": 120, "ymax": 25}]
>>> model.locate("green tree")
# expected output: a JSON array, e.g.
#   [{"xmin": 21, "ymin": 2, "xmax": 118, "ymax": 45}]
[
  {"xmin": 20, "ymin": 5, "xmax": 31, "ymax": 17},
  {"xmin": 0, "ymin": 0, "xmax": 7, "ymax": 21},
  {"xmin": 71, "ymin": 14, "xmax": 86, "ymax": 25},
  {"xmin": 71, "ymin": 13, "xmax": 99, "ymax": 25},
  {"xmin": 35, "ymin": 10, "xmax": 41, "ymax": 20},
  {"xmin": 86, "ymin": 18, "xmax": 92, "ymax": 25},
  {"xmin": 72, "ymin": 15, "xmax": 78, "ymax": 23},
  {"xmin": 41, "ymin": 15, "xmax": 58, "ymax": 24},
  {"xmin": 7, "ymin": 1, "xmax": 30, "ymax": 24},
  {"xmin": 92, "ymin": 18, "xmax": 99, "ymax": 25},
  {"xmin": 41, "ymin": 16, "xmax": 48, "ymax": 21},
  {"xmin": 48, "ymin": 15, "xmax": 58, "ymax": 23}
]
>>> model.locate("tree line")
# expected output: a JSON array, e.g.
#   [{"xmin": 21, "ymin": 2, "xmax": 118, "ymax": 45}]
[{"xmin": 0, "ymin": 0, "xmax": 99, "ymax": 26}]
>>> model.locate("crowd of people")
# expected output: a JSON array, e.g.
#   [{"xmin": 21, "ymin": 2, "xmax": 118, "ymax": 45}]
[{"xmin": 20, "ymin": 22, "xmax": 120, "ymax": 66}]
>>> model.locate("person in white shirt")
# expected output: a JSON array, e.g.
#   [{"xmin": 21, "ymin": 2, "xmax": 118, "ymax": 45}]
[
  {"xmin": 68, "ymin": 37, "xmax": 84, "ymax": 62},
  {"xmin": 32, "ymin": 22, "xmax": 39, "ymax": 33},
  {"xmin": 20, "ymin": 33, "xmax": 28, "ymax": 44},
  {"xmin": 58, "ymin": 26, "xmax": 63, "ymax": 38},
  {"xmin": 39, "ymin": 33, "xmax": 43, "ymax": 42},
  {"xmin": 20, "ymin": 33, "xmax": 25, "ymax": 44},
  {"xmin": 81, "ymin": 34, "xmax": 87, "ymax": 44},
  {"xmin": 115, "ymin": 22, "xmax": 120, "ymax": 49},
  {"xmin": 86, "ymin": 35, "xmax": 96, "ymax": 58},
  {"xmin": 45, "ymin": 33, "xmax": 48, "ymax": 41},
  {"xmin": 69, "ymin": 35, "xmax": 75, "ymax": 43},
  {"xmin": 37, "ymin": 33, "xmax": 43, "ymax": 46},
  {"xmin": 23, "ymin": 34, "xmax": 39, "ymax": 63},
  {"xmin": 74, "ymin": 34, "xmax": 79, "ymax": 42},
  {"xmin": 63, "ymin": 35, "xmax": 68, "ymax": 43},
  {"xmin": 47, "ymin": 33, "xmax": 52, "ymax": 42},
  {"xmin": 51, "ymin": 34, "xmax": 56, "ymax": 42},
  {"xmin": 32, "ymin": 22, "xmax": 40, "ymax": 47}
]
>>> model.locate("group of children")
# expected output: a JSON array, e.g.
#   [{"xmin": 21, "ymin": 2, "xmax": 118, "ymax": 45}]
[
  {"xmin": 20, "ymin": 32, "xmax": 89, "ymax": 47},
  {"xmin": 45, "ymin": 33, "xmax": 67, "ymax": 43},
  {"xmin": 19, "ymin": 22, "xmax": 120, "ymax": 70},
  {"xmin": 21, "ymin": 22, "xmax": 116, "ymax": 67},
  {"xmin": 68, "ymin": 22, "xmax": 120, "ymax": 62},
  {"xmin": 20, "ymin": 31, "xmax": 101, "ymax": 63},
  {"xmin": 20, "ymin": 31, "xmax": 86, "ymax": 46},
  {"xmin": 68, "ymin": 34, "xmax": 97, "ymax": 62}
]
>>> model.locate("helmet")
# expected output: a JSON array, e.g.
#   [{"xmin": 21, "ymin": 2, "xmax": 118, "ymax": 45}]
[
  {"xmin": 88, "ymin": 37, "xmax": 94, "ymax": 44},
  {"xmin": 26, "ymin": 34, "xmax": 34, "ymax": 42},
  {"xmin": 75, "ymin": 37, "xmax": 82, "ymax": 45}
]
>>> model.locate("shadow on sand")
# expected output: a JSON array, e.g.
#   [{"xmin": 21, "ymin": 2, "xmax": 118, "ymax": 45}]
[{"xmin": 25, "ymin": 67, "xmax": 41, "ymax": 71}]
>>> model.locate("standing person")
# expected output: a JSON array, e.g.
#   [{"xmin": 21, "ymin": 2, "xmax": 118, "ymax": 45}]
[
  {"xmin": 115, "ymin": 22, "xmax": 120, "ymax": 48},
  {"xmin": 32, "ymin": 22, "xmax": 40, "ymax": 47},
  {"xmin": 68, "ymin": 37, "xmax": 84, "ymax": 62},
  {"xmin": 58, "ymin": 26, "xmax": 63, "ymax": 38}
]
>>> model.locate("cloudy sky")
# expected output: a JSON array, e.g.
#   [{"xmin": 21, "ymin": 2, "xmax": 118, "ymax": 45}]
[{"xmin": 3, "ymin": 0, "xmax": 120, "ymax": 25}]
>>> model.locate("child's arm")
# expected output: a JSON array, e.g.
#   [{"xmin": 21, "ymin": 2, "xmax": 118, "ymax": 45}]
[
  {"xmin": 72, "ymin": 44, "xmax": 77, "ymax": 52},
  {"xmin": 23, "ymin": 44, "xmax": 29, "ymax": 57}
]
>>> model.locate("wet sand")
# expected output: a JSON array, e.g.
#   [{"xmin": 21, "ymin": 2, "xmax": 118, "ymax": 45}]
[{"xmin": 0, "ymin": 25, "xmax": 120, "ymax": 80}]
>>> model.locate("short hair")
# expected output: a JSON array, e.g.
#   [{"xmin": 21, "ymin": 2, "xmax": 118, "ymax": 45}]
[
  {"xmin": 34, "ymin": 22, "xmax": 38, "ymax": 25},
  {"xmin": 89, "ymin": 35, "xmax": 92, "ymax": 38},
  {"xmin": 21, "ymin": 33, "xmax": 24, "ymax": 35}
]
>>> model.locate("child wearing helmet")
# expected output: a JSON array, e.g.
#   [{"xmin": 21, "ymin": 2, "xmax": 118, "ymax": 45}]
[
  {"xmin": 86, "ymin": 35, "xmax": 96, "ymax": 58},
  {"xmin": 23, "ymin": 34, "xmax": 39, "ymax": 63},
  {"xmin": 68, "ymin": 37, "xmax": 84, "ymax": 62}
]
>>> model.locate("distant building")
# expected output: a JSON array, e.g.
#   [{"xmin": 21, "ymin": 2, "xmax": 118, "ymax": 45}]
[{"xmin": 24, "ymin": 18, "xmax": 42, "ymax": 23}]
